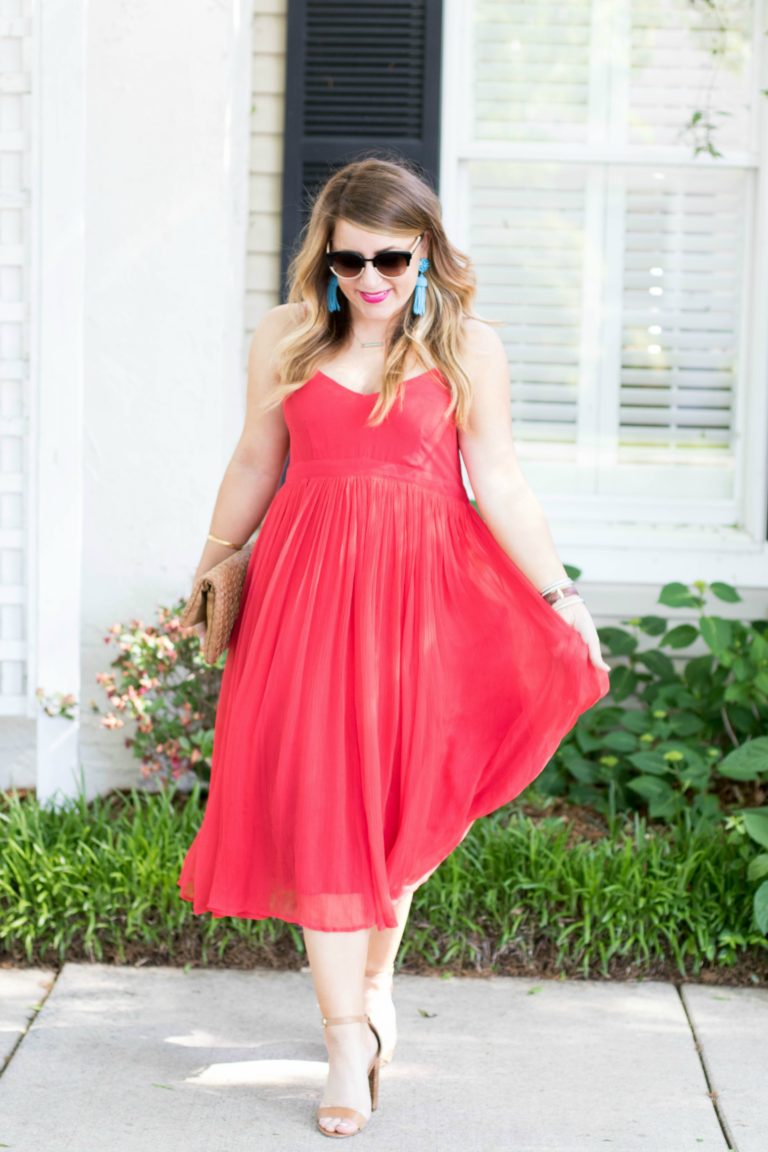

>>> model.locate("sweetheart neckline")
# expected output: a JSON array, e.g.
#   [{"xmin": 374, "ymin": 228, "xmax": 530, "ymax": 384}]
[{"xmin": 313, "ymin": 368, "xmax": 443, "ymax": 398}]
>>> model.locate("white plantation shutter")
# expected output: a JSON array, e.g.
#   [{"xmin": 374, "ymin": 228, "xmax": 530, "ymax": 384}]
[
  {"xmin": 473, "ymin": 3, "xmax": 594, "ymax": 144},
  {"xmin": 469, "ymin": 162, "xmax": 586, "ymax": 446},
  {"xmin": 619, "ymin": 168, "xmax": 744, "ymax": 455},
  {"xmin": 456, "ymin": 0, "xmax": 762, "ymax": 524}
]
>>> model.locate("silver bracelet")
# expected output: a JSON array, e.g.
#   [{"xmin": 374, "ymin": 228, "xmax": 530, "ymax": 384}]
[
  {"xmin": 552, "ymin": 595, "xmax": 584, "ymax": 612},
  {"xmin": 539, "ymin": 576, "xmax": 573, "ymax": 596}
]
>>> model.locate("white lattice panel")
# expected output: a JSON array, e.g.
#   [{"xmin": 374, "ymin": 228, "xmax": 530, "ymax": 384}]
[{"xmin": 0, "ymin": 0, "xmax": 31, "ymax": 716}]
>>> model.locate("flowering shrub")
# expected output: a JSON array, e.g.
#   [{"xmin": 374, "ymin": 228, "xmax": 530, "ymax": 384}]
[{"xmin": 93, "ymin": 598, "xmax": 223, "ymax": 789}]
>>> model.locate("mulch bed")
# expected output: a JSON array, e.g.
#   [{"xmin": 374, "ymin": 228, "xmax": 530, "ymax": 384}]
[{"xmin": 3, "ymin": 934, "xmax": 765, "ymax": 987}]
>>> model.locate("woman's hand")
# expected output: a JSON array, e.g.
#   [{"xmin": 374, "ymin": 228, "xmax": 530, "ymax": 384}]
[{"xmin": 553, "ymin": 599, "xmax": 611, "ymax": 672}]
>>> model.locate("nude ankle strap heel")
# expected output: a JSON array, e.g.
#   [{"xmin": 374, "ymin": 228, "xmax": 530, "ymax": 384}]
[
  {"xmin": 316, "ymin": 1013, "xmax": 382, "ymax": 1138},
  {"xmin": 363, "ymin": 968, "xmax": 397, "ymax": 1065}
]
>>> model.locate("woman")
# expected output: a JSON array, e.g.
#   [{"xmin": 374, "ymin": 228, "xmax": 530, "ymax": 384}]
[{"xmin": 178, "ymin": 156, "xmax": 611, "ymax": 1139}]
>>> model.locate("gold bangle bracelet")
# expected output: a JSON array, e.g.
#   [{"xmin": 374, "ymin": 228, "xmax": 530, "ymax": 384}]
[{"xmin": 207, "ymin": 532, "xmax": 241, "ymax": 550}]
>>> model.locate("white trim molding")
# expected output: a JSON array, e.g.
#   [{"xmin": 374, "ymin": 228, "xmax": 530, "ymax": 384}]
[{"xmin": 33, "ymin": 0, "xmax": 87, "ymax": 806}]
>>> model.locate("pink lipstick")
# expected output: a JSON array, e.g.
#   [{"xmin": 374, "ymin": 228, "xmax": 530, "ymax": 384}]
[{"xmin": 360, "ymin": 290, "xmax": 390, "ymax": 303}]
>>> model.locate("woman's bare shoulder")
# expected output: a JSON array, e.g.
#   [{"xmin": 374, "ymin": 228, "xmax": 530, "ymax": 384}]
[
  {"xmin": 248, "ymin": 301, "xmax": 309, "ymax": 365},
  {"xmin": 252, "ymin": 301, "xmax": 307, "ymax": 338},
  {"xmin": 277, "ymin": 300, "xmax": 309, "ymax": 325},
  {"xmin": 460, "ymin": 315, "xmax": 505, "ymax": 355},
  {"xmin": 457, "ymin": 315, "xmax": 507, "ymax": 377}
]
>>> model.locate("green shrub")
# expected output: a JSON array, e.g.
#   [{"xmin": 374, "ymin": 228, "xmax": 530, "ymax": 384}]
[{"xmin": 540, "ymin": 578, "xmax": 768, "ymax": 823}]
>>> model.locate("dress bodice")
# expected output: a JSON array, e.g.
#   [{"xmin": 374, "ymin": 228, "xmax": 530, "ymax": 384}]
[{"xmin": 282, "ymin": 368, "xmax": 469, "ymax": 504}]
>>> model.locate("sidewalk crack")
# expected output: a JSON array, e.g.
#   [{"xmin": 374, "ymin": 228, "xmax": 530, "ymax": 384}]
[
  {"xmin": 0, "ymin": 966, "xmax": 61, "ymax": 1080},
  {"xmin": 676, "ymin": 982, "xmax": 736, "ymax": 1152}
]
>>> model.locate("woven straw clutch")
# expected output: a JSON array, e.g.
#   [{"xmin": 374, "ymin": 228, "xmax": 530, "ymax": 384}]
[{"xmin": 179, "ymin": 542, "xmax": 254, "ymax": 664}]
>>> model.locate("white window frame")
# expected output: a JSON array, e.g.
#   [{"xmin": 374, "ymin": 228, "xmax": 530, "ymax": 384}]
[{"xmin": 441, "ymin": 0, "xmax": 768, "ymax": 585}]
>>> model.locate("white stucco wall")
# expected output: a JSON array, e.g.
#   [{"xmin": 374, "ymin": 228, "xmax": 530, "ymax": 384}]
[
  {"xmin": 76, "ymin": 0, "xmax": 255, "ymax": 800},
  {"xmin": 0, "ymin": 0, "xmax": 257, "ymax": 800}
]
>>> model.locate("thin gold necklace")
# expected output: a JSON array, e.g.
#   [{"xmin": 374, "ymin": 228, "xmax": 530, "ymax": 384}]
[{"xmin": 351, "ymin": 329, "xmax": 385, "ymax": 349}]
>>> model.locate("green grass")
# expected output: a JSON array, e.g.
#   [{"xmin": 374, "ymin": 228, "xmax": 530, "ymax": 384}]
[
  {"xmin": 1, "ymin": 783, "xmax": 765, "ymax": 980},
  {"xmin": 406, "ymin": 803, "xmax": 766, "ymax": 977}
]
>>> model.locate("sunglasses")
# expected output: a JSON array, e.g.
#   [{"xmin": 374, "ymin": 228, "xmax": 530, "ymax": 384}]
[{"xmin": 325, "ymin": 233, "xmax": 424, "ymax": 280}]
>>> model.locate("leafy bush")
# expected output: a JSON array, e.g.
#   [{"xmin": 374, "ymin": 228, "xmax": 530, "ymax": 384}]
[
  {"xmin": 538, "ymin": 577, "xmax": 768, "ymax": 932},
  {"xmin": 540, "ymin": 578, "xmax": 768, "ymax": 822},
  {"xmin": 722, "ymin": 778, "xmax": 768, "ymax": 934}
]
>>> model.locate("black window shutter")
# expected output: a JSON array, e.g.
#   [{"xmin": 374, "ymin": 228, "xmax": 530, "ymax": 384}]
[{"xmin": 279, "ymin": 0, "xmax": 443, "ymax": 302}]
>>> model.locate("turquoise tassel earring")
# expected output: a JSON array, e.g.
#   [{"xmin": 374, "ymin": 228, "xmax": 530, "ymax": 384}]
[
  {"xmin": 327, "ymin": 273, "xmax": 341, "ymax": 312},
  {"xmin": 412, "ymin": 257, "xmax": 429, "ymax": 316}
]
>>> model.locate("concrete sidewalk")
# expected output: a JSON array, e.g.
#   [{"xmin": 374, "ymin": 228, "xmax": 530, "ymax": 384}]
[{"xmin": 0, "ymin": 964, "xmax": 764, "ymax": 1151}]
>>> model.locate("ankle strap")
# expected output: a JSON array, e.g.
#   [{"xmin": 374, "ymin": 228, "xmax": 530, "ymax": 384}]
[{"xmin": 321, "ymin": 1013, "xmax": 370, "ymax": 1027}]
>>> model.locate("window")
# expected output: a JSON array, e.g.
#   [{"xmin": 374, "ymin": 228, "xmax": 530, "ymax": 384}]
[{"xmin": 442, "ymin": 0, "xmax": 766, "ymax": 540}]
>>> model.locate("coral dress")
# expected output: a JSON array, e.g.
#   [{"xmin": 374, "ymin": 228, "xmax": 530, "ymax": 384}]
[{"xmin": 177, "ymin": 367, "xmax": 610, "ymax": 931}]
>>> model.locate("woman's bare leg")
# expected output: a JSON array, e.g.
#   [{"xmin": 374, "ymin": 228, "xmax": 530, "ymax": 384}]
[
  {"xmin": 364, "ymin": 827, "xmax": 475, "ymax": 1059},
  {"xmin": 367, "ymin": 833, "xmax": 475, "ymax": 979},
  {"xmin": 303, "ymin": 926, "xmax": 379, "ymax": 1136},
  {"xmin": 365, "ymin": 888, "xmax": 415, "ymax": 972},
  {"xmin": 363, "ymin": 889, "xmax": 414, "ymax": 1062}
]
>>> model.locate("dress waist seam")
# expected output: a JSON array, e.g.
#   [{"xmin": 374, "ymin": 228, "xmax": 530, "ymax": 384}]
[{"xmin": 284, "ymin": 459, "xmax": 469, "ymax": 505}]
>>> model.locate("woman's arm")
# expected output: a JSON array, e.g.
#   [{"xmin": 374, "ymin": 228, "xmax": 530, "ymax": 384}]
[
  {"xmin": 190, "ymin": 303, "xmax": 299, "ymax": 584},
  {"xmin": 457, "ymin": 320, "xmax": 610, "ymax": 671}
]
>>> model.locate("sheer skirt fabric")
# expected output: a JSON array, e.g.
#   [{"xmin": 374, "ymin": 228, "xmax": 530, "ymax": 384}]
[{"xmin": 177, "ymin": 371, "xmax": 610, "ymax": 930}]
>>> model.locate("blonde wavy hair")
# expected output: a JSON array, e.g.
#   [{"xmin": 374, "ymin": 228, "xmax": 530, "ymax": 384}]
[{"xmin": 262, "ymin": 154, "xmax": 496, "ymax": 430}]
